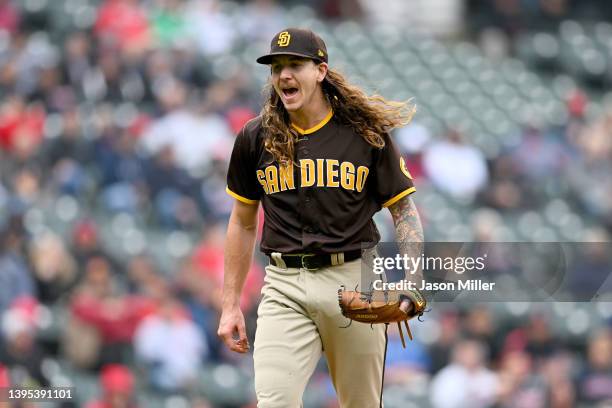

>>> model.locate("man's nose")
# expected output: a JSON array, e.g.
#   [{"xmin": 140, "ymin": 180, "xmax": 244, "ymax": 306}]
[{"xmin": 279, "ymin": 67, "xmax": 292, "ymax": 80}]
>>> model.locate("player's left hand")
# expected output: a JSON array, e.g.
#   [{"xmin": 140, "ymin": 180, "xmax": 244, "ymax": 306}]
[{"xmin": 399, "ymin": 299, "xmax": 413, "ymax": 314}]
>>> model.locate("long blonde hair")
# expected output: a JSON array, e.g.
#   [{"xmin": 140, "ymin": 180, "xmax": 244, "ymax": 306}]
[{"xmin": 261, "ymin": 66, "xmax": 415, "ymax": 166}]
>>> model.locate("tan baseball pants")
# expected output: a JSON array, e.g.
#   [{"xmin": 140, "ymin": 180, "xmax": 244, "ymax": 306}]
[{"xmin": 253, "ymin": 258, "xmax": 386, "ymax": 408}]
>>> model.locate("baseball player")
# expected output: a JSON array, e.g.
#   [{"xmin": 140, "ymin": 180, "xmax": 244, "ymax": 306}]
[{"xmin": 218, "ymin": 28, "xmax": 424, "ymax": 407}]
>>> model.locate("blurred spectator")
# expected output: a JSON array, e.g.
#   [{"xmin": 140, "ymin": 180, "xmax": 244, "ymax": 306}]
[
  {"xmin": 568, "ymin": 229, "xmax": 611, "ymax": 300},
  {"xmin": 70, "ymin": 219, "xmax": 118, "ymax": 274},
  {"xmin": 46, "ymin": 109, "xmax": 86, "ymax": 163},
  {"xmin": 463, "ymin": 306, "xmax": 501, "ymax": 361},
  {"xmin": 0, "ymin": 179, "xmax": 7, "ymax": 206},
  {"xmin": 86, "ymin": 364, "xmax": 139, "ymax": 408},
  {"xmin": 94, "ymin": 0, "xmax": 151, "ymax": 53},
  {"xmin": 481, "ymin": 154, "xmax": 525, "ymax": 211},
  {"xmin": 0, "ymin": 216, "xmax": 35, "ymax": 314},
  {"xmin": 203, "ymin": 78, "xmax": 245, "ymax": 115},
  {"xmin": 536, "ymin": 0, "xmax": 569, "ymax": 33},
  {"xmin": 94, "ymin": 126, "xmax": 146, "ymax": 214},
  {"xmin": 566, "ymin": 89, "xmax": 588, "ymax": 119},
  {"xmin": 176, "ymin": 258, "xmax": 222, "ymax": 361},
  {"xmin": 541, "ymin": 351, "xmax": 575, "ymax": 408},
  {"xmin": 238, "ymin": 0, "xmax": 287, "ymax": 43},
  {"xmin": 384, "ymin": 329, "xmax": 430, "ymax": 383},
  {"xmin": 134, "ymin": 294, "xmax": 206, "ymax": 392},
  {"xmin": 0, "ymin": 299, "xmax": 49, "ymax": 387},
  {"xmin": 508, "ymin": 123, "xmax": 570, "ymax": 182},
  {"xmin": 0, "ymin": 31, "xmax": 57, "ymax": 98},
  {"xmin": 318, "ymin": 0, "xmax": 365, "ymax": 20},
  {"xmin": 566, "ymin": 111, "xmax": 612, "ymax": 229},
  {"xmin": 0, "ymin": 0, "xmax": 20, "ymax": 35},
  {"xmin": 44, "ymin": 109, "xmax": 92, "ymax": 196},
  {"xmin": 66, "ymin": 256, "xmax": 154, "ymax": 369},
  {"xmin": 172, "ymin": 46, "xmax": 210, "ymax": 91},
  {"xmin": 151, "ymin": 0, "xmax": 189, "ymax": 48},
  {"xmin": 186, "ymin": 0, "xmax": 237, "ymax": 57},
  {"xmin": 31, "ymin": 63, "xmax": 68, "ymax": 113},
  {"xmin": 140, "ymin": 49, "xmax": 175, "ymax": 105},
  {"xmin": 503, "ymin": 313, "xmax": 559, "ymax": 363},
  {"xmin": 578, "ymin": 329, "xmax": 612, "ymax": 404},
  {"xmin": 0, "ymin": 362, "xmax": 9, "ymax": 386},
  {"xmin": 199, "ymin": 157, "xmax": 234, "ymax": 222},
  {"xmin": 61, "ymin": 31, "xmax": 93, "ymax": 93},
  {"xmin": 430, "ymin": 340, "xmax": 498, "ymax": 408},
  {"xmin": 144, "ymin": 145, "xmax": 200, "ymax": 229},
  {"xmin": 423, "ymin": 128, "xmax": 489, "ymax": 201},
  {"xmin": 94, "ymin": 51, "xmax": 129, "ymax": 103},
  {"xmin": 125, "ymin": 254, "xmax": 161, "ymax": 296},
  {"xmin": 29, "ymin": 232, "xmax": 77, "ymax": 305},
  {"xmin": 470, "ymin": 207, "xmax": 506, "ymax": 241},
  {"xmin": 7, "ymin": 167, "xmax": 42, "ymax": 211},
  {"xmin": 0, "ymin": 96, "xmax": 45, "ymax": 161},
  {"xmin": 467, "ymin": 0, "xmax": 527, "ymax": 38},
  {"xmin": 573, "ymin": 110, "xmax": 612, "ymax": 163},
  {"xmin": 428, "ymin": 311, "xmax": 461, "ymax": 373},
  {"xmin": 140, "ymin": 77, "xmax": 234, "ymax": 176},
  {"xmin": 497, "ymin": 350, "xmax": 547, "ymax": 408}
]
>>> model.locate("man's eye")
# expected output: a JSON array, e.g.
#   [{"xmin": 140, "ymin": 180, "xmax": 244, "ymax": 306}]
[{"xmin": 272, "ymin": 62, "xmax": 301, "ymax": 72}]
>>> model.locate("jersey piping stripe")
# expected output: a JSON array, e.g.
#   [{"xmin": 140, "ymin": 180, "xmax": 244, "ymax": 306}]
[
  {"xmin": 226, "ymin": 186, "xmax": 259, "ymax": 205},
  {"xmin": 291, "ymin": 109, "xmax": 333, "ymax": 134},
  {"xmin": 382, "ymin": 186, "xmax": 416, "ymax": 208}
]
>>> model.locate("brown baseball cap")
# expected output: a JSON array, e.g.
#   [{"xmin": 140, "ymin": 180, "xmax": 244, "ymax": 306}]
[{"xmin": 256, "ymin": 28, "xmax": 328, "ymax": 65}]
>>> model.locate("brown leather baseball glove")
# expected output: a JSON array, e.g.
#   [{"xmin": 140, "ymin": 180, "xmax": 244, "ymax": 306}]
[{"xmin": 338, "ymin": 286, "xmax": 427, "ymax": 348}]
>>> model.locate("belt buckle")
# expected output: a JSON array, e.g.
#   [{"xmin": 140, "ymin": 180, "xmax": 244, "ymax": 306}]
[{"xmin": 301, "ymin": 254, "xmax": 318, "ymax": 270}]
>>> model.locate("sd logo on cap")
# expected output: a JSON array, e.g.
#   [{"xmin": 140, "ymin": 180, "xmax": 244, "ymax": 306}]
[{"xmin": 277, "ymin": 31, "xmax": 291, "ymax": 47}]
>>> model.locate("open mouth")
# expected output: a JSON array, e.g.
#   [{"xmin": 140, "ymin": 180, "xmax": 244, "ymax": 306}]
[{"xmin": 282, "ymin": 88, "xmax": 299, "ymax": 98}]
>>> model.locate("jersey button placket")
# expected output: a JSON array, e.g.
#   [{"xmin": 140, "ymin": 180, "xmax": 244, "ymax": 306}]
[
  {"xmin": 302, "ymin": 135, "xmax": 311, "ymax": 205},
  {"xmin": 299, "ymin": 135, "xmax": 309, "ymax": 157},
  {"xmin": 298, "ymin": 137, "xmax": 313, "ymax": 244}
]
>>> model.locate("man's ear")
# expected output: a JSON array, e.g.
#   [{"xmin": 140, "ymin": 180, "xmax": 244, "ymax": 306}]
[{"xmin": 317, "ymin": 62, "xmax": 328, "ymax": 83}]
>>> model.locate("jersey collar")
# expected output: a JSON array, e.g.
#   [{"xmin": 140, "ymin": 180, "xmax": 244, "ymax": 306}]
[{"xmin": 291, "ymin": 110, "xmax": 333, "ymax": 135}]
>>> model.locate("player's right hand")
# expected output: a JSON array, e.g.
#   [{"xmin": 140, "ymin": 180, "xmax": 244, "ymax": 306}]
[{"xmin": 218, "ymin": 307, "xmax": 250, "ymax": 353}]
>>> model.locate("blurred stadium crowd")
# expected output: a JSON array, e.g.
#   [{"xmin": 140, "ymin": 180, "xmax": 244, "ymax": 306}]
[{"xmin": 1, "ymin": 0, "xmax": 612, "ymax": 407}]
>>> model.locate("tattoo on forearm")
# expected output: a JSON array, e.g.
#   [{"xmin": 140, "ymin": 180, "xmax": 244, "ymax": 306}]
[
  {"xmin": 389, "ymin": 196, "xmax": 423, "ymax": 243},
  {"xmin": 389, "ymin": 195, "xmax": 424, "ymax": 282}
]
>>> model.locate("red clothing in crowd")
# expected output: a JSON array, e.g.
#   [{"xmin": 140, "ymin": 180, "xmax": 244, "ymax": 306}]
[
  {"xmin": 94, "ymin": 0, "xmax": 150, "ymax": 49},
  {"xmin": 0, "ymin": 102, "xmax": 45, "ymax": 153},
  {"xmin": 0, "ymin": 364, "xmax": 10, "ymax": 387},
  {"xmin": 71, "ymin": 294, "xmax": 156, "ymax": 343},
  {"xmin": 0, "ymin": 0, "xmax": 20, "ymax": 34},
  {"xmin": 192, "ymin": 241, "xmax": 263, "ymax": 312},
  {"xmin": 86, "ymin": 364, "xmax": 139, "ymax": 408}
]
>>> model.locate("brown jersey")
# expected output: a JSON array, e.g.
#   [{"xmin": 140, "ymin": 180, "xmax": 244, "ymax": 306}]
[{"xmin": 226, "ymin": 111, "xmax": 415, "ymax": 255}]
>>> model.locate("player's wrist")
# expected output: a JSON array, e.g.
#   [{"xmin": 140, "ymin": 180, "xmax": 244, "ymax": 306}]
[{"xmin": 221, "ymin": 298, "xmax": 241, "ymax": 310}]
